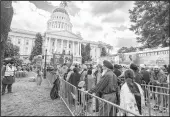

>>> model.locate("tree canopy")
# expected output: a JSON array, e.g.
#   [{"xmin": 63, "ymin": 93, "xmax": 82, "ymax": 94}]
[
  {"xmin": 81, "ymin": 43, "xmax": 92, "ymax": 63},
  {"xmin": 129, "ymin": 1, "xmax": 169, "ymax": 48},
  {"xmin": 118, "ymin": 46, "xmax": 137, "ymax": 53},
  {"xmin": 4, "ymin": 38, "xmax": 20, "ymax": 58},
  {"xmin": 29, "ymin": 33, "xmax": 43, "ymax": 61},
  {"xmin": 0, "ymin": 1, "xmax": 13, "ymax": 78}
]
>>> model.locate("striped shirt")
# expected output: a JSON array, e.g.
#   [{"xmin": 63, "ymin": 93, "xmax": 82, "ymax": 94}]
[{"xmin": 89, "ymin": 69, "xmax": 118, "ymax": 94}]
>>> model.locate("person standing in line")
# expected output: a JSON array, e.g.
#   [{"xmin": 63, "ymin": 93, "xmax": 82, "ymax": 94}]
[
  {"xmin": 93, "ymin": 64, "xmax": 103, "ymax": 112},
  {"xmin": 80, "ymin": 65, "xmax": 87, "ymax": 82},
  {"xmin": 119, "ymin": 69, "xmax": 145, "ymax": 116},
  {"xmin": 36, "ymin": 67, "xmax": 43, "ymax": 86},
  {"xmin": 140, "ymin": 64, "xmax": 150, "ymax": 84},
  {"xmin": 1, "ymin": 60, "xmax": 16, "ymax": 95},
  {"xmin": 85, "ymin": 69, "xmax": 95, "ymax": 91},
  {"xmin": 150, "ymin": 66, "xmax": 167, "ymax": 110},
  {"xmin": 113, "ymin": 64, "xmax": 122, "ymax": 77},
  {"xmin": 68, "ymin": 68, "xmax": 81, "ymax": 105},
  {"xmin": 88, "ymin": 60, "xmax": 118, "ymax": 116},
  {"xmin": 130, "ymin": 63, "xmax": 143, "ymax": 86},
  {"xmin": 94, "ymin": 64, "xmax": 103, "ymax": 85}
]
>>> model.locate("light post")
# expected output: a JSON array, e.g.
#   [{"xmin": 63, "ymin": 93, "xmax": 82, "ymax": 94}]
[{"xmin": 44, "ymin": 48, "xmax": 47, "ymax": 79}]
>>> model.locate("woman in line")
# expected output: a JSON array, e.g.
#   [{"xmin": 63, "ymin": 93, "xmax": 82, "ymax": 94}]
[
  {"xmin": 119, "ymin": 69, "xmax": 145, "ymax": 116},
  {"xmin": 93, "ymin": 64, "xmax": 103, "ymax": 112},
  {"xmin": 36, "ymin": 67, "xmax": 43, "ymax": 86}
]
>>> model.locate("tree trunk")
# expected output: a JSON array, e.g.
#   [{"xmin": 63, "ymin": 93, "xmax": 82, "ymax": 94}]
[{"xmin": 0, "ymin": 1, "xmax": 13, "ymax": 81}]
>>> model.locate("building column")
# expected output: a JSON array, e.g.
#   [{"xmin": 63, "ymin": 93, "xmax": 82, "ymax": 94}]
[
  {"xmin": 67, "ymin": 40, "xmax": 69, "ymax": 54},
  {"xmin": 73, "ymin": 41, "xmax": 74, "ymax": 56},
  {"xmin": 48, "ymin": 37, "xmax": 51, "ymax": 55},
  {"xmin": 55, "ymin": 39, "xmax": 57, "ymax": 53},
  {"xmin": 80, "ymin": 42, "xmax": 81, "ymax": 57},
  {"xmin": 78, "ymin": 42, "xmax": 80, "ymax": 56},
  {"xmin": 77, "ymin": 42, "xmax": 79, "ymax": 56},
  {"xmin": 61, "ymin": 39, "xmax": 63, "ymax": 54}
]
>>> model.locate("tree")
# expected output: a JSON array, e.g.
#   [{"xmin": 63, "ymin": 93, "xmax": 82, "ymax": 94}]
[
  {"xmin": 4, "ymin": 39, "xmax": 20, "ymax": 58},
  {"xmin": 81, "ymin": 44, "xmax": 86, "ymax": 63},
  {"xmin": 85, "ymin": 43, "xmax": 92, "ymax": 61},
  {"xmin": 12, "ymin": 57, "xmax": 23, "ymax": 66},
  {"xmin": 129, "ymin": 1, "xmax": 169, "ymax": 48},
  {"xmin": 81, "ymin": 43, "xmax": 92, "ymax": 63},
  {"xmin": 118, "ymin": 46, "xmax": 137, "ymax": 53},
  {"xmin": 29, "ymin": 33, "xmax": 43, "ymax": 61},
  {"xmin": 101, "ymin": 47, "xmax": 107, "ymax": 56},
  {"xmin": 0, "ymin": 1, "xmax": 13, "ymax": 78}
]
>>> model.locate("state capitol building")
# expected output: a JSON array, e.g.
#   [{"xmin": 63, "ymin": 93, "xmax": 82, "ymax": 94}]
[{"xmin": 8, "ymin": 4, "xmax": 113, "ymax": 64}]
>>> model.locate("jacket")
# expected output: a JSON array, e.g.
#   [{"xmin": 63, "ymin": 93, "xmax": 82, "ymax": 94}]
[{"xmin": 140, "ymin": 70, "xmax": 150, "ymax": 84}]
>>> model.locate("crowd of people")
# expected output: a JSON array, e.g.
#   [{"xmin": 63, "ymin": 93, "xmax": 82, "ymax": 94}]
[
  {"xmin": 1, "ymin": 58, "xmax": 169, "ymax": 115},
  {"xmin": 54, "ymin": 61, "xmax": 169, "ymax": 116}
]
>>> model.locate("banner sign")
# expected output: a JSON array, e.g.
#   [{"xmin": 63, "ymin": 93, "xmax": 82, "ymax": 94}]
[{"xmin": 53, "ymin": 53, "xmax": 73, "ymax": 68}]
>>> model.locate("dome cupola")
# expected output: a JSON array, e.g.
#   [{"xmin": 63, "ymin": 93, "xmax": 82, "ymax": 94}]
[
  {"xmin": 47, "ymin": 3, "xmax": 72, "ymax": 32},
  {"xmin": 53, "ymin": 7, "xmax": 68, "ymax": 15}
]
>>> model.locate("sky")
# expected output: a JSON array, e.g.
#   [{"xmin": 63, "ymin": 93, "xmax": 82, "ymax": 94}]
[{"xmin": 11, "ymin": 1, "xmax": 142, "ymax": 54}]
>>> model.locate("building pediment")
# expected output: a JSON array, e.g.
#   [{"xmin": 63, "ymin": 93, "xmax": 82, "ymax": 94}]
[{"xmin": 46, "ymin": 30, "xmax": 82, "ymax": 40}]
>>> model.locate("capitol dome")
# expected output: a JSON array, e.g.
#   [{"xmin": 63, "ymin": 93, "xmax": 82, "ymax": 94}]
[
  {"xmin": 53, "ymin": 7, "xmax": 68, "ymax": 15},
  {"xmin": 47, "ymin": 6, "xmax": 72, "ymax": 32}
]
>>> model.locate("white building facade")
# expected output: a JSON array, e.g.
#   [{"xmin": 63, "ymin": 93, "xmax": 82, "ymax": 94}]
[
  {"xmin": 8, "ymin": 28, "xmax": 37, "ymax": 63},
  {"xmin": 8, "ymin": 5, "xmax": 113, "ymax": 64}
]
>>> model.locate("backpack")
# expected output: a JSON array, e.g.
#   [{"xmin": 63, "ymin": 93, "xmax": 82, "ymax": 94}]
[{"xmin": 50, "ymin": 76, "xmax": 60, "ymax": 100}]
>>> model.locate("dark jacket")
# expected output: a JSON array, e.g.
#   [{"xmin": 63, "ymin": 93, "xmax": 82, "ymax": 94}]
[
  {"xmin": 89, "ymin": 69, "xmax": 118, "ymax": 94},
  {"xmin": 140, "ymin": 70, "xmax": 150, "ymax": 84},
  {"xmin": 68, "ymin": 69, "xmax": 81, "ymax": 87},
  {"xmin": 113, "ymin": 69, "xmax": 122, "ymax": 77},
  {"xmin": 134, "ymin": 71, "xmax": 142, "ymax": 85}
]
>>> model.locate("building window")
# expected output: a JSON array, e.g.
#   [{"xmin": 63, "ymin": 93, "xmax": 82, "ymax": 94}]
[
  {"xmin": 26, "ymin": 40, "xmax": 29, "ymax": 45},
  {"xmin": 69, "ymin": 43, "xmax": 71, "ymax": 48},
  {"xmin": 18, "ymin": 39, "xmax": 21, "ymax": 44},
  {"xmin": 53, "ymin": 41, "xmax": 55, "ymax": 46},
  {"xmin": 166, "ymin": 51, "xmax": 169, "ymax": 54},
  {"xmin": 25, "ymin": 47, "xmax": 28, "ymax": 54},
  {"xmin": 163, "ymin": 51, "xmax": 165, "ymax": 54}
]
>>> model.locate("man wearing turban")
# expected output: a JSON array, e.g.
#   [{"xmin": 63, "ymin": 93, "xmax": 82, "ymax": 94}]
[{"xmin": 88, "ymin": 60, "xmax": 118, "ymax": 116}]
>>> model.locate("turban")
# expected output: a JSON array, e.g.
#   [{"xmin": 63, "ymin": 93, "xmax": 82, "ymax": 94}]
[{"xmin": 103, "ymin": 60, "xmax": 113, "ymax": 70}]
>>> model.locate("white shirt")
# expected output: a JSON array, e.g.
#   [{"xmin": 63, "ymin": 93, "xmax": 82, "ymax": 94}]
[
  {"xmin": 102, "ymin": 69, "xmax": 107, "ymax": 76},
  {"xmin": 119, "ymin": 82, "xmax": 145, "ymax": 116},
  {"xmin": 5, "ymin": 65, "xmax": 15, "ymax": 76}
]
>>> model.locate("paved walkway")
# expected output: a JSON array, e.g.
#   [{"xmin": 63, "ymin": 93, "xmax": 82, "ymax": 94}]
[{"xmin": 1, "ymin": 72, "xmax": 71, "ymax": 116}]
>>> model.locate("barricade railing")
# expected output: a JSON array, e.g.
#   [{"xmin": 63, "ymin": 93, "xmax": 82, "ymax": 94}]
[
  {"xmin": 141, "ymin": 81, "xmax": 169, "ymax": 116},
  {"xmin": 59, "ymin": 77, "xmax": 141, "ymax": 116}
]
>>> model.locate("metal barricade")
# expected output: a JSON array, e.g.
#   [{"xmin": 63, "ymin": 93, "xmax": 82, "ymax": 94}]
[
  {"xmin": 59, "ymin": 77, "xmax": 141, "ymax": 116},
  {"xmin": 141, "ymin": 81, "xmax": 170, "ymax": 116}
]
